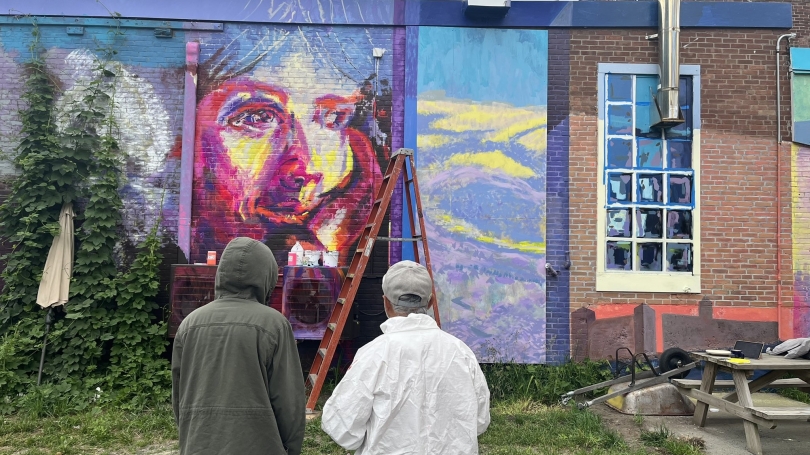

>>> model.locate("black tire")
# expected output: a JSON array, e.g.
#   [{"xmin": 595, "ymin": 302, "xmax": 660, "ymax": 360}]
[{"xmin": 659, "ymin": 347, "xmax": 691, "ymax": 379}]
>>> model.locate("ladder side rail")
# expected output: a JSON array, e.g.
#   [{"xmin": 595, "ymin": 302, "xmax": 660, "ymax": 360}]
[
  {"xmin": 403, "ymin": 158, "xmax": 421, "ymax": 263},
  {"xmin": 405, "ymin": 155, "xmax": 441, "ymax": 326},
  {"xmin": 304, "ymin": 153, "xmax": 406, "ymax": 411}
]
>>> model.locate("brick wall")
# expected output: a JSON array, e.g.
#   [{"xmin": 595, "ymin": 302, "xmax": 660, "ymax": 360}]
[
  {"xmin": 546, "ymin": 29, "xmax": 572, "ymax": 363},
  {"xmin": 568, "ymin": 2, "xmax": 803, "ymax": 355},
  {"xmin": 0, "ymin": 22, "xmax": 395, "ymax": 350},
  {"xmin": 0, "ymin": 22, "xmax": 186, "ymax": 307}
]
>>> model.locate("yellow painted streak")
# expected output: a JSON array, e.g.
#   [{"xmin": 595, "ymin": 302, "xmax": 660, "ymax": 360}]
[
  {"xmin": 516, "ymin": 128, "xmax": 548, "ymax": 154},
  {"xmin": 485, "ymin": 117, "xmax": 547, "ymax": 143},
  {"xmin": 419, "ymin": 100, "xmax": 544, "ymax": 132},
  {"xmin": 446, "ymin": 150, "xmax": 535, "ymax": 179},
  {"xmin": 222, "ymin": 134, "xmax": 272, "ymax": 181},
  {"xmin": 792, "ymin": 143, "xmax": 810, "ymax": 272},
  {"xmin": 417, "ymin": 134, "xmax": 452, "ymax": 149},
  {"xmin": 437, "ymin": 214, "xmax": 545, "ymax": 254}
]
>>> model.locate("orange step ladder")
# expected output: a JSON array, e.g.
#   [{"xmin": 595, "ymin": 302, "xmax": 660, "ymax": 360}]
[{"xmin": 305, "ymin": 148, "xmax": 440, "ymax": 413}]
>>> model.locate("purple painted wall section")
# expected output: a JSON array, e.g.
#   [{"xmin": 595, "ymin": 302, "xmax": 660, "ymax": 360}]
[
  {"xmin": 545, "ymin": 29, "xmax": 571, "ymax": 364},
  {"xmin": 178, "ymin": 42, "xmax": 199, "ymax": 263},
  {"xmin": 390, "ymin": 26, "xmax": 407, "ymax": 264},
  {"xmin": 0, "ymin": 1, "xmax": 790, "ymax": 28}
]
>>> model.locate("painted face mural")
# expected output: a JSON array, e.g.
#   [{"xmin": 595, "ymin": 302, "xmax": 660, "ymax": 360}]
[{"xmin": 191, "ymin": 27, "xmax": 392, "ymax": 264}]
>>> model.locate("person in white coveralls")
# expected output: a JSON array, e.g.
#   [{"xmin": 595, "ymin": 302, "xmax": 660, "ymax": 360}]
[{"xmin": 321, "ymin": 260, "xmax": 491, "ymax": 455}]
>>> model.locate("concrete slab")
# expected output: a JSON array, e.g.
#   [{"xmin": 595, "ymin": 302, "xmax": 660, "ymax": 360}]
[{"xmin": 594, "ymin": 393, "xmax": 810, "ymax": 455}]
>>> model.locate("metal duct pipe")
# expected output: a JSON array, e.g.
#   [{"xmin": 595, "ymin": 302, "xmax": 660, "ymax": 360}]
[{"xmin": 656, "ymin": 0, "xmax": 683, "ymax": 126}]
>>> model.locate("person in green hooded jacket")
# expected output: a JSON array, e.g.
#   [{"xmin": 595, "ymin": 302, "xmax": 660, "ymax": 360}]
[{"xmin": 172, "ymin": 237, "xmax": 306, "ymax": 455}]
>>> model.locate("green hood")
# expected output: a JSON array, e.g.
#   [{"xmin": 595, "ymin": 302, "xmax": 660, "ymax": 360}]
[{"xmin": 215, "ymin": 237, "xmax": 278, "ymax": 303}]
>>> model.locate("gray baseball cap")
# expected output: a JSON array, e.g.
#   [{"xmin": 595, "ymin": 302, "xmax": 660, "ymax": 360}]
[{"xmin": 382, "ymin": 260, "xmax": 433, "ymax": 308}]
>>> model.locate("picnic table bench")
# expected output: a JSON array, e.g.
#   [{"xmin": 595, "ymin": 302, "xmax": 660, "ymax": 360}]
[{"xmin": 673, "ymin": 352, "xmax": 810, "ymax": 455}]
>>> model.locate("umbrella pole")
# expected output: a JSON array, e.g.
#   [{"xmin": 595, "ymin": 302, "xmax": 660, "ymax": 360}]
[{"xmin": 37, "ymin": 307, "xmax": 54, "ymax": 386}]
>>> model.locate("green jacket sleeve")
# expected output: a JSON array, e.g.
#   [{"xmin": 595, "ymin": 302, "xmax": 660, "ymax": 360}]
[
  {"xmin": 171, "ymin": 335, "xmax": 183, "ymax": 426},
  {"xmin": 268, "ymin": 320, "xmax": 306, "ymax": 455}
]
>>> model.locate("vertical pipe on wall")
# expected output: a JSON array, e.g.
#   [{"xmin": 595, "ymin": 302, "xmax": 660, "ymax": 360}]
[
  {"xmin": 657, "ymin": 0, "xmax": 681, "ymax": 123},
  {"xmin": 776, "ymin": 33, "xmax": 796, "ymax": 340},
  {"xmin": 178, "ymin": 41, "xmax": 200, "ymax": 263}
]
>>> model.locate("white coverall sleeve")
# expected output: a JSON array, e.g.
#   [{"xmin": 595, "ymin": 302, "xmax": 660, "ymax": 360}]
[
  {"xmin": 321, "ymin": 357, "xmax": 377, "ymax": 450},
  {"xmin": 472, "ymin": 360, "xmax": 491, "ymax": 435}
]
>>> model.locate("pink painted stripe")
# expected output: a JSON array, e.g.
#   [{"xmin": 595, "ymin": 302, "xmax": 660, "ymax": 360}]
[{"xmin": 177, "ymin": 41, "xmax": 199, "ymax": 263}]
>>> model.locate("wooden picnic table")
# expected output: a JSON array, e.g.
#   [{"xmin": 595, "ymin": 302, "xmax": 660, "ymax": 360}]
[{"xmin": 673, "ymin": 352, "xmax": 810, "ymax": 455}]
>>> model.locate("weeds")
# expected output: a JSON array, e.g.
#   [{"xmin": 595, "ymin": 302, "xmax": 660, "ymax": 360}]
[
  {"xmin": 481, "ymin": 358, "xmax": 612, "ymax": 403},
  {"xmin": 640, "ymin": 425, "xmax": 705, "ymax": 455},
  {"xmin": 778, "ymin": 388, "xmax": 810, "ymax": 405}
]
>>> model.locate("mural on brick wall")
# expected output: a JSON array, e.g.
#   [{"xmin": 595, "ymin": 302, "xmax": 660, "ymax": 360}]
[
  {"xmin": 792, "ymin": 48, "xmax": 810, "ymax": 146},
  {"xmin": 415, "ymin": 27, "xmax": 548, "ymax": 363},
  {"xmin": 792, "ymin": 143, "xmax": 810, "ymax": 338},
  {"xmin": 190, "ymin": 26, "xmax": 394, "ymax": 265},
  {"xmin": 0, "ymin": 25, "xmax": 185, "ymax": 257}
]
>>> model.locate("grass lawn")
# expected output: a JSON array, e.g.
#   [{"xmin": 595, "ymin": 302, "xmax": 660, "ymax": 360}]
[{"xmin": 0, "ymin": 398, "xmax": 707, "ymax": 455}]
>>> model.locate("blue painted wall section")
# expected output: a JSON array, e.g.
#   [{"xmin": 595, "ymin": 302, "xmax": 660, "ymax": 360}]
[
  {"xmin": 546, "ymin": 29, "xmax": 571, "ymax": 364},
  {"xmin": 0, "ymin": 1, "xmax": 793, "ymax": 29}
]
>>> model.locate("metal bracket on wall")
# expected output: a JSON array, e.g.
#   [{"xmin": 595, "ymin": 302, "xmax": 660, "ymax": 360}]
[{"xmin": 66, "ymin": 26, "xmax": 84, "ymax": 36}]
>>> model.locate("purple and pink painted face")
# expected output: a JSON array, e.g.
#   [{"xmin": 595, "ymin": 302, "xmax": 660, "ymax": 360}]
[{"xmin": 193, "ymin": 78, "xmax": 383, "ymax": 258}]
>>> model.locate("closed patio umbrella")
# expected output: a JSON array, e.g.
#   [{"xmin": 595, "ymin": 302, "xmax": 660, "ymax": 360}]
[{"xmin": 35, "ymin": 202, "xmax": 74, "ymax": 385}]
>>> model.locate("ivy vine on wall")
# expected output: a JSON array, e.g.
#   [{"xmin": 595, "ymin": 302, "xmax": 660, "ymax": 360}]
[{"xmin": 0, "ymin": 21, "xmax": 171, "ymax": 413}]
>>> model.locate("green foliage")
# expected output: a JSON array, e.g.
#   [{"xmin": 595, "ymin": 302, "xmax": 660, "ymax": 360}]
[
  {"xmin": 640, "ymin": 425, "xmax": 705, "ymax": 455},
  {"xmin": 0, "ymin": 21, "xmax": 170, "ymax": 414},
  {"xmin": 0, "ymin": 26, "xmax": 75, "ymax": 329},
  {"xmin": 481, "ymin": 359, "xmax": 613, "ymax": 404},
  {"xmin": 778, "ymin": 387, "xmax": 810, "ymax": 405}
]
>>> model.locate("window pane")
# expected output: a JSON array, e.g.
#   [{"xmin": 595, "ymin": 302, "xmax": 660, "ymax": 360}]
[
  {"xmin": 637, "ymin": 209, "xmax": 663, "ymax": 238},
  {"xmin": 668, "ymin": 140, "xmax": 692, "ymax": 169},
  {"xmin": 638, "ymin": 243, "xmax": 663, "ymax": 271},
  {"xmin": 637, "ymin": 138, "xmax": 663, "ymax": 168},
  {"xmin": 607, "ymin": 104, "xmax": 633, "ymax": 135},
  {"xmin": 607, "ymin": 138, "xmax": 632, "ymax": 168},
  {"xmin": 638, "ymin": 174, "xmax": 663, "ymax": 202},
  {"xmin": 669, "ymin": 175, "xmax": 692, "ymax": 204},
  {"xmin": 607, "ymin": 74, "xmax": 632, "ymax": 101},
  {"xmin": 679, "ymin": 76, "xmax": 692, "ymax": 110},
  {"xmin": 667, "ymin": 243, "xmax": 693, "ymax": 272},
  {"xmin": 607, "ymin": 209, "xmax": 632, "ymax": 237},
  {"xmin": 635, "ymin": 76, "xmax": 659, "ymax": 138},
  {"xmin": 608, "ymin": 173, "xmax": 632, "ymax": 203},
  {"xmin": 667, "ymin": 210, "xmax": 692, "ymax": 239},
  {"xmin": 607, "ymin": 241, "xmax": 632, "ymax": 270},
  {"xmin": 666, "ymin": 109, "xmax": 691, "ymax": 139}
]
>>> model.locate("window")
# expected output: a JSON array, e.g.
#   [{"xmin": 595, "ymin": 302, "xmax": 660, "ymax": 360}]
[{"xmin": 596, "ymin": 64, "xmax": 701, "ymax": 293}]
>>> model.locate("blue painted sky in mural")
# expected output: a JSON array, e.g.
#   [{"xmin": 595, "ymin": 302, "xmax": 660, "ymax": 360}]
[{"xmin": 416, "ymin": 27, "xmax": 547, "ymax": 107}]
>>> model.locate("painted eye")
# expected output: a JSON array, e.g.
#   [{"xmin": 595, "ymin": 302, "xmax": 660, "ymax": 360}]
[{"xmin": 229, "ymin": 109, "xmax": 279, "ymax": 130}]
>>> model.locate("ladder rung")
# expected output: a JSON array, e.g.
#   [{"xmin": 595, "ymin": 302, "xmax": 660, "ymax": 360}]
[
  {"xmin": 318, "ymin": 348, "xmax": 327, "ymax": 358},
  {"xmin": 406, "ymin": 178, "xmax": 414, "ymax": 183},
  {"xmin": 337, "ymin": 298, "xmax": 345, "ymax": 305},
  {"xmin": 377, "ymin": 236, "xmax": 421, "ymax": 242},
  {"xmin": 308, "ymin": 373, "xmax": 317, "ymax": 385},
  {"xmin": 328, "ymin": 323, "xmax": 337, "ymax": 331},
  {"xmin": 383, "ymin": 173, "xmax": 392, "ymax": 180},
  {"xmin": 374, "ymin": 198, "xmax": 383, "ymax": 204},
  {"xmin": 346, "ymin": 273, "xmax": 354, "ymax": 279}
]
